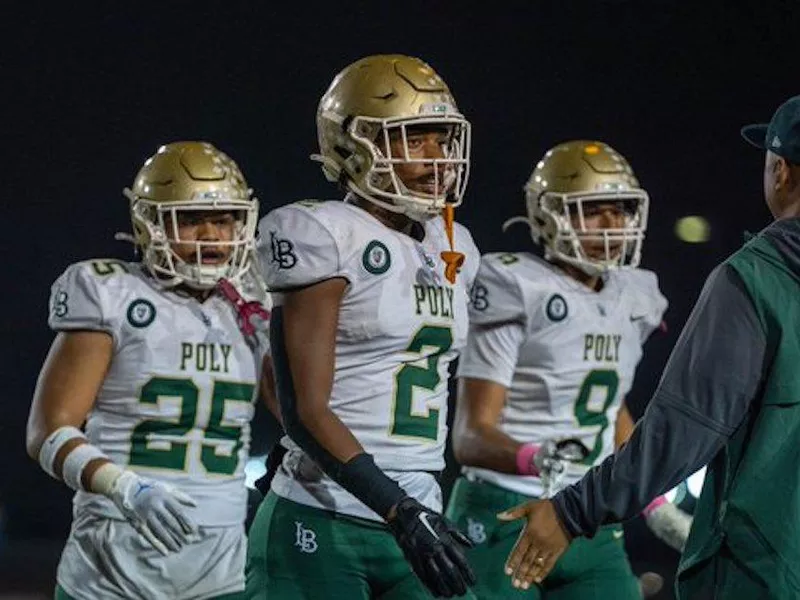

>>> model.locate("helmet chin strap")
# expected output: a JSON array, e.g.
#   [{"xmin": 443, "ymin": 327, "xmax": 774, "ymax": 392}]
[
  {"xmin": 175, "ymin": 263, "xmax": 230, "ymax": 290},
  {"xmin": 440, "ymin": 204, "xmax": 464, "ymax": 284}
]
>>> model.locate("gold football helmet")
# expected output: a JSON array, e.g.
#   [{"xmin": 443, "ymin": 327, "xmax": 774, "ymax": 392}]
[
  {"xmin": 505, "ymin": 140, "xmax": 649, "ymax": 274},
  {"xmin": 312, "ymin": 54, "xmax": 471, "ymax": 221},
  {"xmin": 122, "ymin": 141, "xmax": 259, "ymax": 289}
]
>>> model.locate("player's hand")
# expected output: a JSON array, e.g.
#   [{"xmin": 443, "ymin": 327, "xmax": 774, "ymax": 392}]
[
  {"xmin": 108, "ymin": 471, "xmax": 198, "ymax": 555},
  {"xmin": 531, "ymin": 438, "xmax": 589, "ymax": 498},
  {"xmin": 387, "ymin": 497, "xmax": 476, "ymax": 598},
  {"xmin": 644, "ymin": 500, "xmax": 693, "ymax": 552},
  {"xmin": 497, "ymin": 499, "xmax": 570, "ymax": 589}
]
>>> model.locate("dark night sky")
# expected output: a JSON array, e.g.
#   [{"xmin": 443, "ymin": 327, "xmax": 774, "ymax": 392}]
[{"xmin": 4, "ymin": 0, "xmax": 798, "ymax": 550}]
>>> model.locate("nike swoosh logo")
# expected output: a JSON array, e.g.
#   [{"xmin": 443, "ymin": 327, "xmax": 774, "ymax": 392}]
[
  {"xmin": 418, "ymin": 513, "xmax": 439, "ymax": 539},
  {"xmin": 613, "ymin": 530, "xmax": 624, "ymax": 539},
  {"xmin": 630, "ymin": 314, "xmax": 646, "ymax": 322}
]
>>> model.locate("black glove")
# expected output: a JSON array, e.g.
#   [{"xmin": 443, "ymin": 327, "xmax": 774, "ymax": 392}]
[{"xmin": 387, "ymin": 497, "xmax": 476, "ymax": 598}]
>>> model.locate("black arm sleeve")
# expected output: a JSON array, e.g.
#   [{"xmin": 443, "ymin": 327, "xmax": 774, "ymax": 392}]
[
  {"xmin": 269, "ymin": 307, "xmax": 406, "ymax": 518},
  {"xmin": 552, "ymin": 264, "xmax": 767, "ymax": 538}
]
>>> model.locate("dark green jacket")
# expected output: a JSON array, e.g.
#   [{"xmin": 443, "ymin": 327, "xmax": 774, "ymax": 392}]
[{"xmin": 555, "ymin": 218, "xmax": 800, "ymax": 599}]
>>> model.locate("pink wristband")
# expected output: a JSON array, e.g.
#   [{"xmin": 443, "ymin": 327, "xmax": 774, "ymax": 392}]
[
  {"xmin": 516, "ymin": 443, "xmax": 540, "ymax": 476},
  {"xmin": 642, "ymin": 495, "xmax": 667, "ymax": 517}
]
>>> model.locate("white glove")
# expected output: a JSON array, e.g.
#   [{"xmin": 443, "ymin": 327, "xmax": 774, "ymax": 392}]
[
  {"xmin": 645, "ymin": 501, "xmax": 693, "ymax": 552},
  {"xmin": 534, "ymin": 438, "xmax": 590, "ymax": 498},
  {"xmin": 108, "ymin": 471, "xmax": 198, "ymax": 555}
]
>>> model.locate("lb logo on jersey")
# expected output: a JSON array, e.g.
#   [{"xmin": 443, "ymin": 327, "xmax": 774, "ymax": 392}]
[
  {"xmin": 269, "ymin": 231, "xmax": 297, "ymax": 269},
  {"xmin": 546, "ymin": 294, "xmax": 568, "ymax": 322},
  {"xmin": 51, "ymin": 288, "xmax": 69, "ymax": 318},
  {"xmin": 470, "ymin": 282, "xmax": 489, "ymax": 311},
  {"xmin": 362, "ymin": 240, "xmax": 391, "ymax": 275},
  {"xmin": 127, "ymin": 298, "xmax": 156, "ymax": 328}
]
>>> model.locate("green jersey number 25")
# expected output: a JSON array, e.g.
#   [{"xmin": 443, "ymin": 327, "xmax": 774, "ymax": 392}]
[{"xmin": 130, "ymin": 377, "xmax": 254, "ymax": 476}]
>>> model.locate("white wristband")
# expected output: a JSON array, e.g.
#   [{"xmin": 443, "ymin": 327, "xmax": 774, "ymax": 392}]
[
  {"xmin": 38, "ymin": 426, "xmax": 86, "ymax": 479},
  {"xmin": 89, "ymin": 462, "xmax": 125, "ymax": 497},
  {"xmin": 61, "ymin": 442, "xmax": 110, "ymax": 492}
]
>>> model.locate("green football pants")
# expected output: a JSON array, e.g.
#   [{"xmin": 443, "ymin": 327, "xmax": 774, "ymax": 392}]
[{"xmin": 445, "ymin": 476, "xmax": 640, "ymax": 600}]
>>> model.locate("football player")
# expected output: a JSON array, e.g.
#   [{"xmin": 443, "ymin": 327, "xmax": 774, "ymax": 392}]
[
  {"xmin": 26, "ymin": 141, "xmax": 272, "ymax": 600},
  {"xmin": 245, "ymin": 54, "xmax": 478, "ymax": 599},
  {"xmin": 446, "ymin": 141, "xmax": 688, "ymax": 599}
]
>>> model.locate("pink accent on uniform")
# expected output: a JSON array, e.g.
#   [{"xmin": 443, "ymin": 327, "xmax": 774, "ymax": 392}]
[
  {"xmin": 642, "ymin": 495, "xmax": 668, "ymax": 517},
  {"xmin": 216, "ymin": 279, "xmax": 270, "ymax": 337},
  {"xmin": 516, "ymin": 443, "xmax": 541, "ymax": 476}
]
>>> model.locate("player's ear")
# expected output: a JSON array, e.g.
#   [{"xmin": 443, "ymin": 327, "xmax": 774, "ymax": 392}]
[
  {"xmin": 769, "ymin": 155, "xmax": 790, "ymax": 198},
  {"xmin": 775, "ymin": 156, "xmax": 791, "ymax": 186},
  {"xmin": 787, "ymin": 161, "xmax": 800, "ymax": 194}
]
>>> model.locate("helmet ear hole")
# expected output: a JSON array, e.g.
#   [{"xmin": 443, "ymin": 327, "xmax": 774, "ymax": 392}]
[
  {"xmin": 533, "ymin": 215, "xmax": 549, "ymax": 231},
  {"xmin": 532, "ymin": 209, "xmax": 559, "ymax": 246},
  {"xmin": 354, "ymin": 120, "xmax": 377, "ymax": 139},
  {"xmin": 333, "ymin": 144, "xmax": 353, "ymax": 160},
  {"xmin": 369, "ymin": 172, "xmax": 389, "ymax": 188}
]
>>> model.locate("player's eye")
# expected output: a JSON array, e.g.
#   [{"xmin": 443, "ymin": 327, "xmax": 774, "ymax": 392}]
[
  {"xmin": 581, "ymin": 205, "xmax": 602, "ymax": 218},
  {"xmin": 177, "ymin": 212, "xmax": 206, "ymax": 226},
  {"xmin": 177, "ymin": 212, "xmax": 235, "ymax": 227},
  {"xmin": 406, "ymin": 135, "xmax": 425, "ymax": 151},
  {"xmin": 209, "ymin": 213, "xmax": 235, "ymax": 226}
]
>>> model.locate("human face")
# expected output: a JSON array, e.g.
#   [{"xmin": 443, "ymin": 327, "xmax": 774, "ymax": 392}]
[
  {"xmin": 386, "ymin": 126, "xmax": 451, "ymax": 196},
  {"xmin": 570, "ymin": 200, "xmax": 629, "ymax": 260},
  {"xmin": 165, "ymin": 210, "xmax": 237, "ymax": 266}
]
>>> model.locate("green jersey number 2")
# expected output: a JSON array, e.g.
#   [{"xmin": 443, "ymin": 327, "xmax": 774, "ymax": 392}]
[
  {"xmin": 391, "ymin": 325, "xmax": 453, "ymax": 441},
  {"xmin": 573, "ymin": 369, "xmax": 619, "ymax": 465},
  {"xmin": 130, "ymin": 377, "xmax": 254, "ymax": 475}
]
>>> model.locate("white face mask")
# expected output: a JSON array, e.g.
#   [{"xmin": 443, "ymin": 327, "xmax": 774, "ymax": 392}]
[
  {"xmin": 504, "ymin": 190, "xmax": 650, "ymax": 276},
  {"xmin": 315, "ymin": 112, "xmax": 472, "ymax": 221},
  {"xmin": 131, "ymin": 200, "xmax": 259, "ymax": 289}
]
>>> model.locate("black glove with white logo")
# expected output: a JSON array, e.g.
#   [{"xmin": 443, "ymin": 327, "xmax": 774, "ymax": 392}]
[{"xmin": 387, "ymin": 497, "xmax": 476, "ymax": 598}]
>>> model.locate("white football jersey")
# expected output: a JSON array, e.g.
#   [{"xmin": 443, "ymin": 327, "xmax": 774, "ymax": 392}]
[
  {"xmin": 458, "ymin": 252, "xmax": 667, "ymax": 497},
  {"xmin": 256, "ymin": 200, "xmax": 479, "ymax": 520},
  {"xmin": 48, "ymin": 260, "xmax": 269, "ymax": 526}
]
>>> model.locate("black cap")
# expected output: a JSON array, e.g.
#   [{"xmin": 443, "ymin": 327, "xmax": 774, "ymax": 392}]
[{"xmin": 741, "ymin": 95, "xmax": 800, "ymax": 164}]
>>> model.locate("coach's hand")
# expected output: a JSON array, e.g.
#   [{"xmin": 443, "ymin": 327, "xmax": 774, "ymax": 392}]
[
  {"xmin": 498, "ymin": 499, "xmax": 570, "ymax": 589},
  {"xmin": 388, "ymin": 497, "xmax": 476, "ymax": 597}
]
